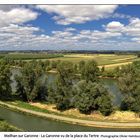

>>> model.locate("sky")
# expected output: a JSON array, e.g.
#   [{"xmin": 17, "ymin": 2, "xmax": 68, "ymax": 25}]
[{"xmin": 1, "ymin": 5, "xmax": 140, "ymax": 50}]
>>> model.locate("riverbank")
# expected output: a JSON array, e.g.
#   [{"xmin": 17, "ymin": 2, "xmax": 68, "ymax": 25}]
[
  {"xmin": 29, "ymin": 102, "xmax": 140, "ymax": 122},
  {"xmin": 1, "ymin": 101, "xmax": 140, "ymax": 129}
]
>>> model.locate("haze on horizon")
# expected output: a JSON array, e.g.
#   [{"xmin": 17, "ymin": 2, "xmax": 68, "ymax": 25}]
[{"xmin": 1, "ymin": 5, "xmax": 140, "ymax": 51}]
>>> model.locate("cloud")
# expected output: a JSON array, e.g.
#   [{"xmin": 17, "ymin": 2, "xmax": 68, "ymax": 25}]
[
  {"xmin": 36, "ymin": 5, "xmax": 118, "ymax": 25},
  {"xmin": 0, "ymin": 7, "xmax": 38, "ymax": 27},
  {"xmin": 0, "ymin": 23, "xmax": 123, "ymax": 50},
  {"xmin": 105, "ymin": 18, "xmax": 140, "ymax": 38},
  {"xmin": 124, "ymin": 18, "xmax": 140, "ymax": 37},
  {"xmin": 105, "ymin": 21, "xmax": 124, "ymax": 32},
  {"xmin": 1, "ymin": 24, "xmax": 40, "ymax": 34},
  {"xmin": 0, "ymin": 24, "xmax": 139, "ymax": 51},
  {"xmin": 0, "ymin": 22, "xmax": 130, "ymax": 51},
  {"xmin": 1, "ymin": 5, "xmax": 140, "ymax": 51},
  {"xmin": 111, "ymin": 13, "xmax": 132, "ymax": 19}
]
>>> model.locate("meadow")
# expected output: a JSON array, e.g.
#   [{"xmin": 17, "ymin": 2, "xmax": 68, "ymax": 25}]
[
  {"xmin": 49, "ymin": 53, "xmax": 139, "ymax": 69},
  {"xmin": 0, "ymin": 52, "xmax": 63, "ymax": 60},
  {"xmin": 0, "ymin": 52, "xmax": 139, "ymax": 69}
]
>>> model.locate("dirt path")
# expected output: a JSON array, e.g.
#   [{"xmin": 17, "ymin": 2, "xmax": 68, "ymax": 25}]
[
  {"xmin": 99, "ymin": 62, "xmax": 132, "ymax": 68},
  {"xmin": 1, "ymin": 101, "xmax": 140, "ymax": 128}
]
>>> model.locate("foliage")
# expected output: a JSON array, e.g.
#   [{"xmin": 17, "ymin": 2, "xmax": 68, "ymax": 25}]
[
  {"xmin": 78, "ymin": 60, "xmax": 85, "ymax": 73},
  {"xmin": 118, "ymin": 61, "xmax": 140, "ymax": 112},
  {"xmin": 15, "ymin": 61, "xmax": 48, "ymax": 102},
  {"xmin": 0, "ymin": 120, "xmax": 21, "ymax": 131},
  {"xmin": 73, "ymin": 80, "xmax": 113, "ymax": 115},
  {"xmin": 50, "ymin": 61, "xmax": 75, "ymax": 111},
  {"xmin": 0, "ymin": 60, "xmax": 12, "ymax": 99},
  {"xmin": 50, "ymin": 60, "xmax": 61, "ymax": 69},
  {"xmin": 81, "ymin": 60, "xmax": 99, "ymax": 82},
  {"xmin": 4, "ymin": 53, "xmax": 64, "ymax": 60}
]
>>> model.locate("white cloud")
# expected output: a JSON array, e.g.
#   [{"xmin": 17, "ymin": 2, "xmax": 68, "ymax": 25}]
[
  {"xmin": 37, "ymin": 5, "xmax": 118, "ymax": 25},
  {"xmin": 129, "ymin": 18, "xmax": 140, "ymax": 27},
  {"xmin": 105, "ymin": 19, "xmax": 140, "ymax": 38},
  {"xmin": 105, "ymin": 21, "xmax": 124, "ymax": 32},
  {"xmin": 1, "ymin": 24, "xmax": 40, "ymax": 35},
  {"xmin": 0, "ymin": 7, "xmax": 38, "ymax": 27},
  {"xmin": 123, "ymin": 18, "xmax": 140, "ymax": 37},
  {"xmin": 111, "ymin": 13, "xmax": 132, "ymax": 19},
  {"xmin": 0, "ymin": 5, "xmax": 140, "ymax": 51},
  {"xmin": 0, "ymin": 23, "xmax": 126, "ymax": 50}
]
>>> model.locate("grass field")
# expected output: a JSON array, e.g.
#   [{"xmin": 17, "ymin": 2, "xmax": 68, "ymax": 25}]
[
  {"xmin": 48, "ymin": 54, "xmax": 135, "ymax": 65},
  {"xmin": 0, "ymin": 52, "xmax": 63, "ymax": 60},
  {"xmin": 1, "ymin": 53, "xmax": 139, "ymax": 69},
  {"xmin": 49, "ymin": 54, "xmax": 139, "ymax": 69}
]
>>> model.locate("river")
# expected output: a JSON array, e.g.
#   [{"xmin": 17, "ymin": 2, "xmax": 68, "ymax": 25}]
[
  {"xmin": 0, "ymin": 69, "xmax": 136, "ymax": 131},
  {"xmin": 0, "ymin": 106, "xmax": 140, "ymax": 131}
]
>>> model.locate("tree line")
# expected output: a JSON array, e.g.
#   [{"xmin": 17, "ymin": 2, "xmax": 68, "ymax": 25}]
[{"xmin": 0, "ymin": 59, "xmax": 140, "ymax": 116}]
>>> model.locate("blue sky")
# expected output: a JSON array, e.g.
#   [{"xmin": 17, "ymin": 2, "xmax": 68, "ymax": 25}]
[{"xmin": 1, "ymin": 5, "xmax": 140, "ymax": 50}]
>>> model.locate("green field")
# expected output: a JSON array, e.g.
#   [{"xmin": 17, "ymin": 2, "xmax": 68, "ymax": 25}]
[
  {"xmin": 49, "ymin": 54, "xmax": 139, "ymax": 68},
  {"xmin": 1, "ymin": 53, "xmax": 139, "ymax": 69},
  {"xmin": 0, "ymin": 52, "xmax": 63, "ymax": 60}
]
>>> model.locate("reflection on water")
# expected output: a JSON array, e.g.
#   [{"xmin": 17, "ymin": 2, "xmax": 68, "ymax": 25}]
[{"xmin": 101, "ymin": 79, "xmax": 122, "ymax": 106}]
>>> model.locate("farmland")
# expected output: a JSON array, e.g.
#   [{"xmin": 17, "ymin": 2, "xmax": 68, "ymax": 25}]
[
  {"xmin": 49, "ymin": 54, "xmax": 138, "ymax": 67},
  {"xmin": 0, "ymin": 53, "xmax": 139, "ymax": 69},
  {"xmin": 0, "ymin": 53, "xmax": 64, "ymax": 60}
]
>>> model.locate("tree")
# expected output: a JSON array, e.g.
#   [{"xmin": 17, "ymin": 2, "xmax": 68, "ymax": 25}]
[
  {"xmin": 57, "ymin": 61, "xmax": 75, "ymax": 87},
  {"xmin": 137, "ymin": 53, "xmax": 140, "ymax": 58},
  {"xmin": 79, "ymin": 60, "xmax": 85, "ymax": 74},
  {"xmin": 73, "ymin": 80, "xmax": 113, "ymax": 115},
  {"xmin": 120, "ymin": 95, "xmax": 135, "ymax": 111},
  {"xmin": 82, "ymin": 60, "xmax": 99, "ymax": 82},
  {"xmin": 118, "ymin": 64, "xmax": 136, "ymax": 95},
  {"xmin": 51, "ymin": 60, "xmax": 61, "ymax": 69},
  {"xmin": 15, "ymin": 75, "xmax": 27, "ymax": 101},
  {"xmin": 118, "ymin": 61, "xmax": 140, "ymax": 112},
  {"xmin": 101, "ymin": 66, "xmax": 105, "ymax": 73},
  {"xmin": 73, "ymin": 64, "xmax": 78, "ymax": 73},
  {"xmin": 15, "ymin": 62, "xmax": 47, "ymax": 102},
  {"xmin": 0, "ymin": 60, "xmax": 12, "ymax": 99},
  {"xmin": 51, "ymin": 61, "xmax": 75, "ymax": 110}
]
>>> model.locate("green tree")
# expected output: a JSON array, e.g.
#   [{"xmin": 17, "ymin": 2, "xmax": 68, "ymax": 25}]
[
  {"xmin": 79, "ymin": 60, "xmax": 85, "ymax": 74},
  {"xmin": 118, "ymin": 61, "xmax": 140, "ymax": 112},
  {"xmin": 82, "ymin": 60, "xmax": 99, "ymax": 82},
  {"xmin": 0, "ymin": 60, "xmax": 12, "ymax": 99},
  {"xmin": 73, "ymin": 80, "xmax": 113, "ymax": 115},
  {"xmin": 101, "ymin": 66, "xmax": 105, "ymax": 73},
  {"xmin": 15, "ymin": 62, "xmax": 47, "ymax": 102},
  {"xmin": 51, "ymin": 61, "xmax": 75, "ymax": 110},
  {"xmin": 51, "ymin": 60, "xmax": 61, "ymax": 69}
]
